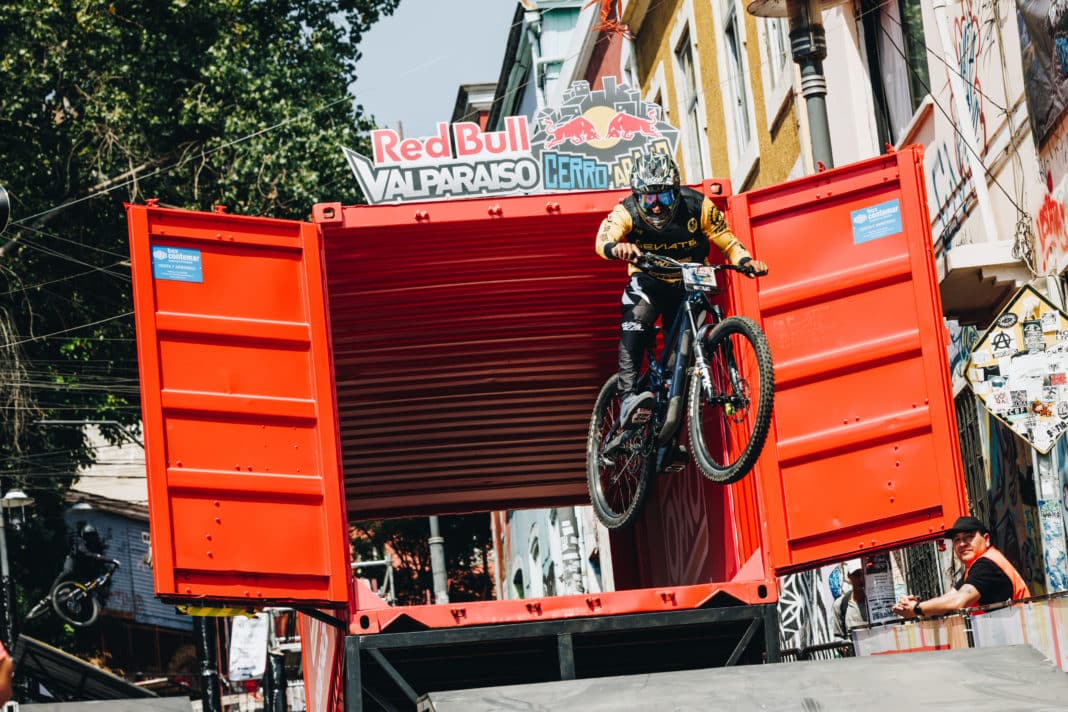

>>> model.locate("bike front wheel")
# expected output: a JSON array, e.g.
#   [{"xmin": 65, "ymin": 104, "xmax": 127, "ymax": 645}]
[
  {"xmin": 52, "ymin": 581, "xmax": 100, "ymax": 627},
  {"xmin": 688, "ymin": 316, "xmax": 775, "ymax": 484},
  {"xmin": 586, "ymin": 375, "xmax": 655, "ymax": 529}
]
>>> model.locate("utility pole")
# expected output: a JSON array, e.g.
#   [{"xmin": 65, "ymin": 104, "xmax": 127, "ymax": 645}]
[
  {"xmin": 193, "ymin": 616, "xmax": 223, "ymax": 712},
  {"xmin": 0, "ymin": 503, "xmax": 15, "ymax": 653},
  {"xmin": 428, "ymin": 516, "xmax": 449, "ymax": 604}
]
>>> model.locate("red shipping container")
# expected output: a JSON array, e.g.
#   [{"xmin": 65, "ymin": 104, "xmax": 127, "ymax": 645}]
[{"xmin": 126, "ymin": 146, "xmax": 965, "ymax": 624}]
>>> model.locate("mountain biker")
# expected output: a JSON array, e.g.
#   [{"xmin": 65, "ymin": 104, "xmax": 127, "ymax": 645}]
[
  {"xmin": 48, "ymin": 523, "xmax": 116, "ymax": 595},
  {"xmin": 595, "ymin": 151, "xmax": 768, "ymax": 428}
]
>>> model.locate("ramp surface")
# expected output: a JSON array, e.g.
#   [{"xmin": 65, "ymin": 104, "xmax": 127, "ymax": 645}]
[{"xmin": 418, "ymin": 645, "xmax": 1068, "ymax": 711}]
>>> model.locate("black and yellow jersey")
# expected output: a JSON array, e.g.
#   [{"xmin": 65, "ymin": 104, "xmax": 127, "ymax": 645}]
[{"xmin": 595, "ymin": 186, "xmax": 751, "ymax": 282}]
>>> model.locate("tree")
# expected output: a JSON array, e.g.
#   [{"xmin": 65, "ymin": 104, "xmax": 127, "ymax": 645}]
[
  {"xmin": 351, "ymin": 515, "xmax": 495, "ymax": 605},
  {"xmin": 0, "ymin": 0, "xmax": 398, "ymax": 644}
]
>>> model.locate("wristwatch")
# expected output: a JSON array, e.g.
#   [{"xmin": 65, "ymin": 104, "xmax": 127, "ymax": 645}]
[{"xmin": 912, "ymin": 602, "xmax": 924, "ymax": 617}]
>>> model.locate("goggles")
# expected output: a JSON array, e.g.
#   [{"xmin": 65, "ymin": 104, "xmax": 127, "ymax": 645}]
[{"xmin": 641, "ymin": 190, "xmax": 676, "ymax": 208}]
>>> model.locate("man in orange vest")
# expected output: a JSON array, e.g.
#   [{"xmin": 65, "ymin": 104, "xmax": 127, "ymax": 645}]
[{"xmin": 892, "ymin": 516, "xmax": 1029, "ymax": 620}]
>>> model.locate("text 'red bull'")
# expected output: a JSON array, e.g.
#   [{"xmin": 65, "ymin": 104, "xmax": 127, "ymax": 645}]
[{"xmin": 372, "ymin": 117, "xmax": 530, "ymax": 166}]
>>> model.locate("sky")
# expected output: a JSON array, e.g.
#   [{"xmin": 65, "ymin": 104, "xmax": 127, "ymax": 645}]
[{"xmin": 351, "ymin": 2, "xmax": 519, "ymax": 139}]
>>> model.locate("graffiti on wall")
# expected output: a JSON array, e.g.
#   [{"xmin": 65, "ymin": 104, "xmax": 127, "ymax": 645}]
[
  {"xmin": 778, "ymin": 568, "xmax": 837, "ymax": 650},
  {"xmin": 986, "ymin": 413, "xmax": 1047, "ymax": 593},
  {"xmin": 928, "ymin": 0, "xmax": 998, "ymax": 246},
  {"xmin": 947, "ymin": 318, "xmax": 980, "ymax": 382},
  {"xmin": 1035, "ymin": 169, "xmax": 1068, "ymax": 274},
  {"xmin": 1016, "ymin": 0, "xmax": 1068, "ymax": 147}
]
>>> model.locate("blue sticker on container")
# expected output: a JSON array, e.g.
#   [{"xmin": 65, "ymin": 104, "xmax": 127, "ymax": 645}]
[
  {"xmin": 851, "ymin": 199, "xmax": 902, "ymax": 244},
  {"xmin": 152, "ymin": 245, "xmax": 203, "ymax": 283}
]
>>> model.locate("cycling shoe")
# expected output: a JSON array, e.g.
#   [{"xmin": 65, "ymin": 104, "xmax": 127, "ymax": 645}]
[{"xmin": 620, "ymin": 391, "xmax": 654, "ymax": 427}]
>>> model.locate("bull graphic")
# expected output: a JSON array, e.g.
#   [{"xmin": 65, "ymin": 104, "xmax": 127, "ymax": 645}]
[
  {"xmin": 542, "ymin": 116, "xmax": 600, "ymax": 149},
  {"xmin": 605, "ymin": 109, "xmax": 662, "ymax": 140}
]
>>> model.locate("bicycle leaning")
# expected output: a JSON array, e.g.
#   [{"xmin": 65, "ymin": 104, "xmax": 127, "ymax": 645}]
[
  {"xmin": 586, "ymin": 253, "xmax": 776, "ymax": 529},
  {"xmin": 25, "ymin": 559, "xmax": 120, "ymax": 628}
]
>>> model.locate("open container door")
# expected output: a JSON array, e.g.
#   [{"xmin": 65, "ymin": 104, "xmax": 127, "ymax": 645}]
[
  {"xmin": 727, "ymin": 146, "xmax": 968, "ymax": 572},
  {"xmin": 126, "ymin": 203, "xmax": 350, "ymax": 606}
]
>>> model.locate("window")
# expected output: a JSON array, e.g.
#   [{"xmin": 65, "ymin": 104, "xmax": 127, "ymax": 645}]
[
  {"xmin": 713, "ymin": 0, "xmax": 759, "ymax": 187},
  {"xmin": 675, "ymin": 28, "xmax": 707, "ymax": 181},
  {"xmin": 758, "ymin": 17, "xmax": 792, "ymax": 129},
  {"xmin": 861, "ymin": 0, "xmax": 931, "ymax": 146}
]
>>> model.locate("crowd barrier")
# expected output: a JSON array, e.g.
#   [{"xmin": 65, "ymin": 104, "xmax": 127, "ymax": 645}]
[{"xmin": 851, "ymin": 593, "xmax": 1068, "ymax": 671}]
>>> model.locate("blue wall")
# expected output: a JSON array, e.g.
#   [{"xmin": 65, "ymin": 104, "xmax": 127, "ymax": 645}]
[{"xmin": 64, "ymin": 510, "xmax": 192, "ymax": 631}]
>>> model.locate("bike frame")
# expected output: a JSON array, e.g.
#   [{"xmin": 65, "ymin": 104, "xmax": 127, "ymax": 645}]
[{"xmin": 636, "ymin": 288, "xmax": 725, "ymax": 458}]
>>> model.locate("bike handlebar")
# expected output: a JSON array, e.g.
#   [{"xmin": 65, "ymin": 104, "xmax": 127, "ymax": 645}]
[{"xmin": 634, "ymin": 252, "xmax": 762, "ymax": 277}]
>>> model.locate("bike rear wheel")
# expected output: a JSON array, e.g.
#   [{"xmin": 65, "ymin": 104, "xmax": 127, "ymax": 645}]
[
  {"xmin": 52, "ymin": 581, "xmax": 100, "ymax": 627},
  {"xmin": 586, "ymin": 375, "xmax": 655, "ymax": 529},
  {"xmin": 688, "ymin": 316, "xmax": 775, "ymax": 484}
]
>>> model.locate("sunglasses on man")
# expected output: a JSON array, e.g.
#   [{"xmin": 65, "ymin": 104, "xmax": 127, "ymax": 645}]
[{"xmin": 641, "ymin": 190, "xmax": 676, "ymax": 208}]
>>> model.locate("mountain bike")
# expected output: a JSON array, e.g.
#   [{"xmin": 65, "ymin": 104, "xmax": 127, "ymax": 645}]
[
  {"xmin": 25, "ymin": 559, "xmax": 120, "ymax": 627},
  {"xmin": 586, "ymin": 253, "xmax": 775, "ymax": 529}
]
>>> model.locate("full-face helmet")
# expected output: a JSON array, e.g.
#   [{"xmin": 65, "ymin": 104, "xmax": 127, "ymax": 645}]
[
  {"xmin": 81, "ymin": 523, "xmax": 104, "ymax": 553},
  {"xmin": 630, "ymin": 152, "xmax": 681, "ymax": 229}
]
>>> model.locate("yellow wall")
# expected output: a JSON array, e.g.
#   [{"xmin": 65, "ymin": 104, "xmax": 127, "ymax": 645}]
[{"xmin": 632, "ymin": 1, "xmax": 801, "ymax": 191}]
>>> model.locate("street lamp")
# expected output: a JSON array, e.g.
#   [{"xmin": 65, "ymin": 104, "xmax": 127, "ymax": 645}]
[
  {"xmin": 0, "ymin": 486, "xmax": 35, "ymax": 652},
  {"xmin": 3, "ymin": 489, "xmax": 35, "ymax": 529}
]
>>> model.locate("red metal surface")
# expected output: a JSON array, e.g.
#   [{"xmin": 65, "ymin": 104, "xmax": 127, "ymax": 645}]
[
  {"xmin": 126, "ymin": 204, "xmax": 351, "ymax": 605},
  {"xmin": 349, "ymin": 579, "xmax": 772, "ymax": 634},
  {"xmin": 726, "ymin": 146, "xmax": 968, "ymax": 572},
  {"xmin": 312, "ymin": 189, "xmax": 669, "ymax": 520}
]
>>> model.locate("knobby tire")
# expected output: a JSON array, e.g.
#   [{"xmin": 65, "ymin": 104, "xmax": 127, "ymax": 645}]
[
  {"xmin": 688, "ymin": 316, "xmax": 775, "ymax": 484},
  {"xmin": 586, "ymin": 375, "xmax": 655, "ymax": 529},
  {"xmin": 52, "ymin": 581, "xmax": 100, "ymax": 627}
]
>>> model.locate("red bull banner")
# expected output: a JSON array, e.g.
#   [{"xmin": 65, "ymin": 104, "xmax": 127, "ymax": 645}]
[{"xmin": 342, "ymin": 76, "xmax": 679, "ymax": 204}]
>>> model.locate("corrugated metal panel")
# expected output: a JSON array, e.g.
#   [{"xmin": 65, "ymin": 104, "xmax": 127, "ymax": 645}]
[
  {"xmin": 728, "ymin": 147, "xmax": 968, "ymax": 572},
  {"xmin": 126, "ymin": 204, "xmax": 351, "ymax": 606},
  {"xmin": 314, "ymin": 191, "xmax": 627, "ymax": 519}
]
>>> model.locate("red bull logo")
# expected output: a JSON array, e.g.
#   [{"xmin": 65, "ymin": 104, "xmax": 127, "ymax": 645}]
[
  {"xmin": 543, "ymin": 116, "xmax": 601, "ymax": 149},
  {"xmin": 605, "ymin": 109, "xmax": 662, "ymax": 141}
]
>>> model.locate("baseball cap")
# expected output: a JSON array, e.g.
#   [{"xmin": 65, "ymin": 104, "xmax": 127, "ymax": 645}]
[{"xmin": 944, "ymin": 515, "xmax": 989, "ymax": 538}]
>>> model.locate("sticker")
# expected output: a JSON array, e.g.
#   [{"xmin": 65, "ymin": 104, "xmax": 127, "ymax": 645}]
[
  {"xmin": 1053, "ymin": 373, "xmax": 1067, "ymax": 385},
  {"xmin": 997, "ymin": 313, "xmax": 1019, "ymax": 329},
  {"xmin": 990, "ymin": 330, "xmax": 1017, "ymax": 357},
  {"xmin": 152, "ymin": 246, "xmax": 203, "ymax": 283},
  {"xmin": 851, "ymin": 199, "xmax": 903, "ymax": 244},
  {"xmin": 990, "ymin": 389, "xmax": 1011, "ymax": 411},
  {"xmin": 1023, "ymin": 320, "xmax": 1046, "ymax": 352},
  {"xmin": 1042, "ymin": 311, "xmax": 1060, "ymax": 332},
  {"xmin": 1011, "ymin": 390, "xmax": 1029, "ymax": 408},
  {"xmin": 1059, "ymin": 401, "xmax": 1068, "ymax": 420},
  {"xmin": 981, "ymin": 365, "xmax": 1002, "ymax": 380},
  {"xmin": 971, "ymin": 348, "xmax": 991, "ymax": 365}
]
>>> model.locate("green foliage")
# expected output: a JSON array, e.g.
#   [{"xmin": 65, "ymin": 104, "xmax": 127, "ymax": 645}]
[
  {"xmin": 0, "ymin": 0, "xmax": 398, "ymax": 640},
  {"xmin": 352, "ymin": 515, "xmax": 495, "ymax": 605}
]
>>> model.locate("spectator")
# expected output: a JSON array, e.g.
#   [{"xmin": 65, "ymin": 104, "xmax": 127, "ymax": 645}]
[
  {"xmin": 833, "ymin": 559, "xmax": 869, "ymax": 638},
  {"xmin": 892, "ymin": 516, "xmax": 1029, "ymax": 620}
]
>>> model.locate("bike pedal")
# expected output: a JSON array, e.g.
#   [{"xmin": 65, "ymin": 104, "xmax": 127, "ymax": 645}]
[
  {"xmin": 663, "ymin": 445, "xmax": 689, "ymax": 472},
  {"xmin": 630, "ymin": 408, "xmax": 652, "ymax": 425}
]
